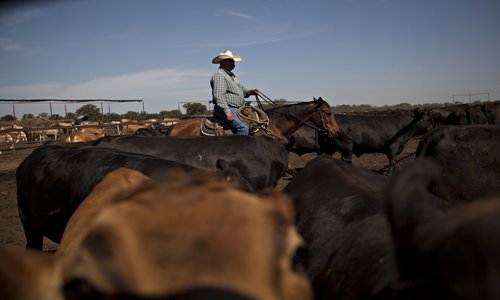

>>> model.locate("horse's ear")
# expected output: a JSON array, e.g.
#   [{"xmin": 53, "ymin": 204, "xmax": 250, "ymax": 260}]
[
  {"xmin": 313, "ymin": 97, "xmax": 317, "ymax": 101},
  {"xmin": 318, "ymin": 97, "xmax": 323, "ymax": 101}
]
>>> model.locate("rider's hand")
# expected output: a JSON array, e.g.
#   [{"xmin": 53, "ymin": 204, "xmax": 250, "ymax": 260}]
[
  {"xmin": 226, "ymin": 111, "xmax": 235, "ymax": 122},
  {"xmin": 249, "ymin": 89, "xmax": 259, "ymax": 96}
]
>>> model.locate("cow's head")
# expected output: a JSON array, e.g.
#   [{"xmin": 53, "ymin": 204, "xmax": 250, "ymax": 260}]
[{"xmin": 1, "ymin": 168, "xmax": 312, "ymax": 300}]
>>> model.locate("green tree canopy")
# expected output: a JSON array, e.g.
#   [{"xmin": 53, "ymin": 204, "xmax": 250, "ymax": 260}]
[
  {"xmin": 183, "ymin": 102, "xmax": 208, "ymax": 116},
  {"xmin": 65, "ymin": 112, "xmax": 77, "ymax": 119},
  {"xmin": 105, "ymin": 113, "xmax": 122, "ymax": 121},
  {"xmin": 0, "ymin": 115, "xmax": 16, "ymax": 121},
  {"xmin": 49, "ymin": 114, "xmax": 62, "ymax": 120},
  {"xmin": 22, "ymin": 114, "xmax": 34, "ymax": 120},
  {"xmin": 76, "ymin": 104, "xmax": 101, "ymax": 121},
  {"xmin": 123, "ymin": 111, "xmax": 140, "ymax": 120},
  {"xmin": 159, "ymin": 110, "xmax": 182, "ymax": 118}
]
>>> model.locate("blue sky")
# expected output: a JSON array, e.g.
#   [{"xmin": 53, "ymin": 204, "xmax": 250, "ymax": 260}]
[{"xmin": 1, "ymin": 0, "xmax": 499, "ymax": 117}]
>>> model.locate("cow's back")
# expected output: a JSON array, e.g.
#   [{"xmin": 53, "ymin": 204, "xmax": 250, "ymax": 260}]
[
  {"xmin": 284, "ymin": 155, "xmax": 397, "ymax": 299},
  {"xmin": 416, "ymin": 125, "xmax": 500, "ymax": 204},
  {"xmin": 92, "ymin": 135, "xmax": 289, "ymax": 190}
]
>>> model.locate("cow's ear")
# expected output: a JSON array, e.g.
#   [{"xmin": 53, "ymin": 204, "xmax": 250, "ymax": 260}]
[{"xmin": 0, "ymin": 245, "xmax": 61, "ymax": 300}]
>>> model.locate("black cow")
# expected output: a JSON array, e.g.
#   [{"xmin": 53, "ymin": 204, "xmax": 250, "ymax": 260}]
[
  {"xmin": 429, "ymin": 102, "xmax": 498, "ymax": 126},
  {"xmin": 91, "ymin": 135, "xmax": 289, "ymax": 191},
  {"xmin": 415, "ymin": 125, "xmax": 500, "ymax": 205},
  {"xmin": 385, "ymin": 158, "xmax": 500, "ymax": 299},
  {"xmin": 481, "ymin": 101, "xmax": 498, "ymax": 124},
  {"xmin": 445, "ymin": 103, "xmax": 490, "ymax": 125},
  {"xmin": 283, "ymin": 155, "xmax": 398, "ymax": 299},
  {"xmin": 134, "ymin": 124, "xmax": 173, "ymax": 136},
  {"xmin": 17, "ymin": 144, "xmax": 251, "ymax": 250},
  {"xmin": 289, "ymin": 109, "xmax": 432, "ymax": 174},
  {"xmin": 288, "ymin": 123, "xmax": 324, "ymax": 156},
  {"xmin": 134, "ymin": 127, "xmax": 165, "ymax": 136},
  {"xmin": 332, "ymin": 109, "xmax": 432, "ymax": 173}
]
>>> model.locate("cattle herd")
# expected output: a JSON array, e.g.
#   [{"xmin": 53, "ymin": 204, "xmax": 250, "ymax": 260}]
[{"xmin": 0, "ymin": 100, "xmax": 500, "ymax": 300}]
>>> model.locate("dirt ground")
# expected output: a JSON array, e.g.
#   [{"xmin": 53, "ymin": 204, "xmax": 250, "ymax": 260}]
[{"xmin": 0, "ymin": 138, "xmax": 419, "ymax": 252}]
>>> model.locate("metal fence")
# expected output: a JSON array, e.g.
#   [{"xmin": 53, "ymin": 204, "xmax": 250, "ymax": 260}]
[{"xmin": 0, "ymin": 99, "xmax": 144, "ymax": 119}]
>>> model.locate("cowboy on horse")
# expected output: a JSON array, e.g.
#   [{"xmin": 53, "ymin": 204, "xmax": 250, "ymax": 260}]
[{"xmin": 210, "ymin": 50, "xmax": 260, "ymax": 135}]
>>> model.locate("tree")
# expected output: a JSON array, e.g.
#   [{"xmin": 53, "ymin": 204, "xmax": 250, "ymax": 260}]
[
  {"xmin": 159, "ymin": 110, "xmax": 182, "ymax": 118},
  {"xmin": 22, "ymin": 114, "xmax": 34, "ymax": 120},
  {"xmin": 76, "ymin": 104, "xmax": 101, "ymax": 121},
  {"xmin": 37, "ymin": 112, "xmax": 49, "ymax": 118},
  {"xmin": 397, "ymin": 103, "xmax": 412, "ymax": 109},
  {"xmin": 183, "ymin": 102, "xmax": 208, "ymax": 116},
  {"xmin": 137, "ymin": 111, "xmax": 149, "ymax": 121},
  {"xmin": 334, "ymin": 104, "xmax": 355, "ymax": 113},
  {"xmin": 49, "ymin": 114, "xmax": 62, "ymax": 120},
  {"xmin": 122, "ymin": 111, "xmax": 140, "ymax": 120},
  {"xmin": 0, "ymin": 115, "xmax": 16, "ymax": 121},
  {"xmin": 105, "ymin": 113, "xmax": 122, "ymax": 121},
  {"xmin": 65, "ymin": 112, "xmax": 77, "ymax": 119}
]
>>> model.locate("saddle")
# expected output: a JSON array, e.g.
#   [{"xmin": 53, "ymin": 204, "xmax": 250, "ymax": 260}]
[
  {"xmin": 199, "ymin": 106, "xmax": 270, "ymax": 136},
  {"xmin": 200, "ymin": 117, "xmax": 226, "ymax": 136}
]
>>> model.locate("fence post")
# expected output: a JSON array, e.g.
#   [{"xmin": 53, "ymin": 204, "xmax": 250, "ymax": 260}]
[{"xmin": 100, "ymin": 101, "xmax": 104, "ymax": 122}]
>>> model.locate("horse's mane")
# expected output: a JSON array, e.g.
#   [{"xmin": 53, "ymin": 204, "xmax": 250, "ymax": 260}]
[{"xmin": 265, "ymin": 100, "xmax": 317, "ymax": 122}]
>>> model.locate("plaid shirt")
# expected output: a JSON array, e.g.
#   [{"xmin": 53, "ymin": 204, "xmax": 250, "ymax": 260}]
[{"xmin": 211, "ymin": 68, "xmax": 251, "ymax": 113}]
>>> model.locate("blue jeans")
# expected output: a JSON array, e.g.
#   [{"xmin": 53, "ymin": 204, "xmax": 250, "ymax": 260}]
[{"xmin": 213, "ymin": 105, "xmax": 249, "ymax": 135}]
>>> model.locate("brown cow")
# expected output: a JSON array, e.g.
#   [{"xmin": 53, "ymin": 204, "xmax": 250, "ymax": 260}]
[
  {"xmin": 64, "ymin": 131, "xmax": 100, "ymax": 143},
  {"xmin": 121, "ymin": 123, "xmax": 150, "ymax": 135},
  {"xmin": 79, "ymin": 127, "xmax": 105, "ymax": 137},
  {"xmin": 0, "ymin": 246, "xmax": 59, "ymax": 300},
  {"xmin": 1, "ymin": 168, "xmax": 312, "ymax": 300}
]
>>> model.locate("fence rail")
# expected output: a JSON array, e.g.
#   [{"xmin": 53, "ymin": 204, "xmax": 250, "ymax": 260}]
[{"xmin": 0, "ymin": 99, "xmax": 144, "ymax": 119}]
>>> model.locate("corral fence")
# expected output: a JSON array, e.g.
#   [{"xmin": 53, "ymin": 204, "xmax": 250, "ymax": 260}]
[
  {"xmin": 0, "ymin": 119, "xmax": 179, "ymax": 153},
  {"xmin": 0, "ymin": 99, "xmax": 145, "ymax": 120},
  {"xmin": 452, "ymin": 93, "xmax": 490, "ymax": 103}
]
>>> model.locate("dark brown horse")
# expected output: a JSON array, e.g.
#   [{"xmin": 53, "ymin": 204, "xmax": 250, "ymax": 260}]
[{"xmin": 167, "ymin": 98, "xmax": 340, "ymax": 141}]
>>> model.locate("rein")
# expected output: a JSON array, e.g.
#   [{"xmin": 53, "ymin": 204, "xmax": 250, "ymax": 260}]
[
  {"xmin": 237, "ymin": 106, "xmax": 269, "ymax": 130},
  {"xmin": 255, "ymin": 91, "xmax": 331, "ymax": 134}
]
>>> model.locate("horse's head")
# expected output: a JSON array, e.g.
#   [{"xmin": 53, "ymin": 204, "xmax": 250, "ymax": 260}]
[{"xmin": 310, "ymin": 97, "xmax": 340, "ymax": 138}]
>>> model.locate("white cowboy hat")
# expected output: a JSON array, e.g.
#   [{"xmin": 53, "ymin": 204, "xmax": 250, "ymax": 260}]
[{"xmin": 211, "ymin": 50, "xmax": 242, "ymax": 64}]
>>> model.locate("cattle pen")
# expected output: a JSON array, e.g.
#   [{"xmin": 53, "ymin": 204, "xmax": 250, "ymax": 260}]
[{"xmin": 0, "ymin": 98, "xmax": 145, "ymax": 120}]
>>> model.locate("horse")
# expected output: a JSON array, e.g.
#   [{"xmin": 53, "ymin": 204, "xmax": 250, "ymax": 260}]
[{"xmin": 167, "ymin": 97, "xmax": 340, "ymax": 141}]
